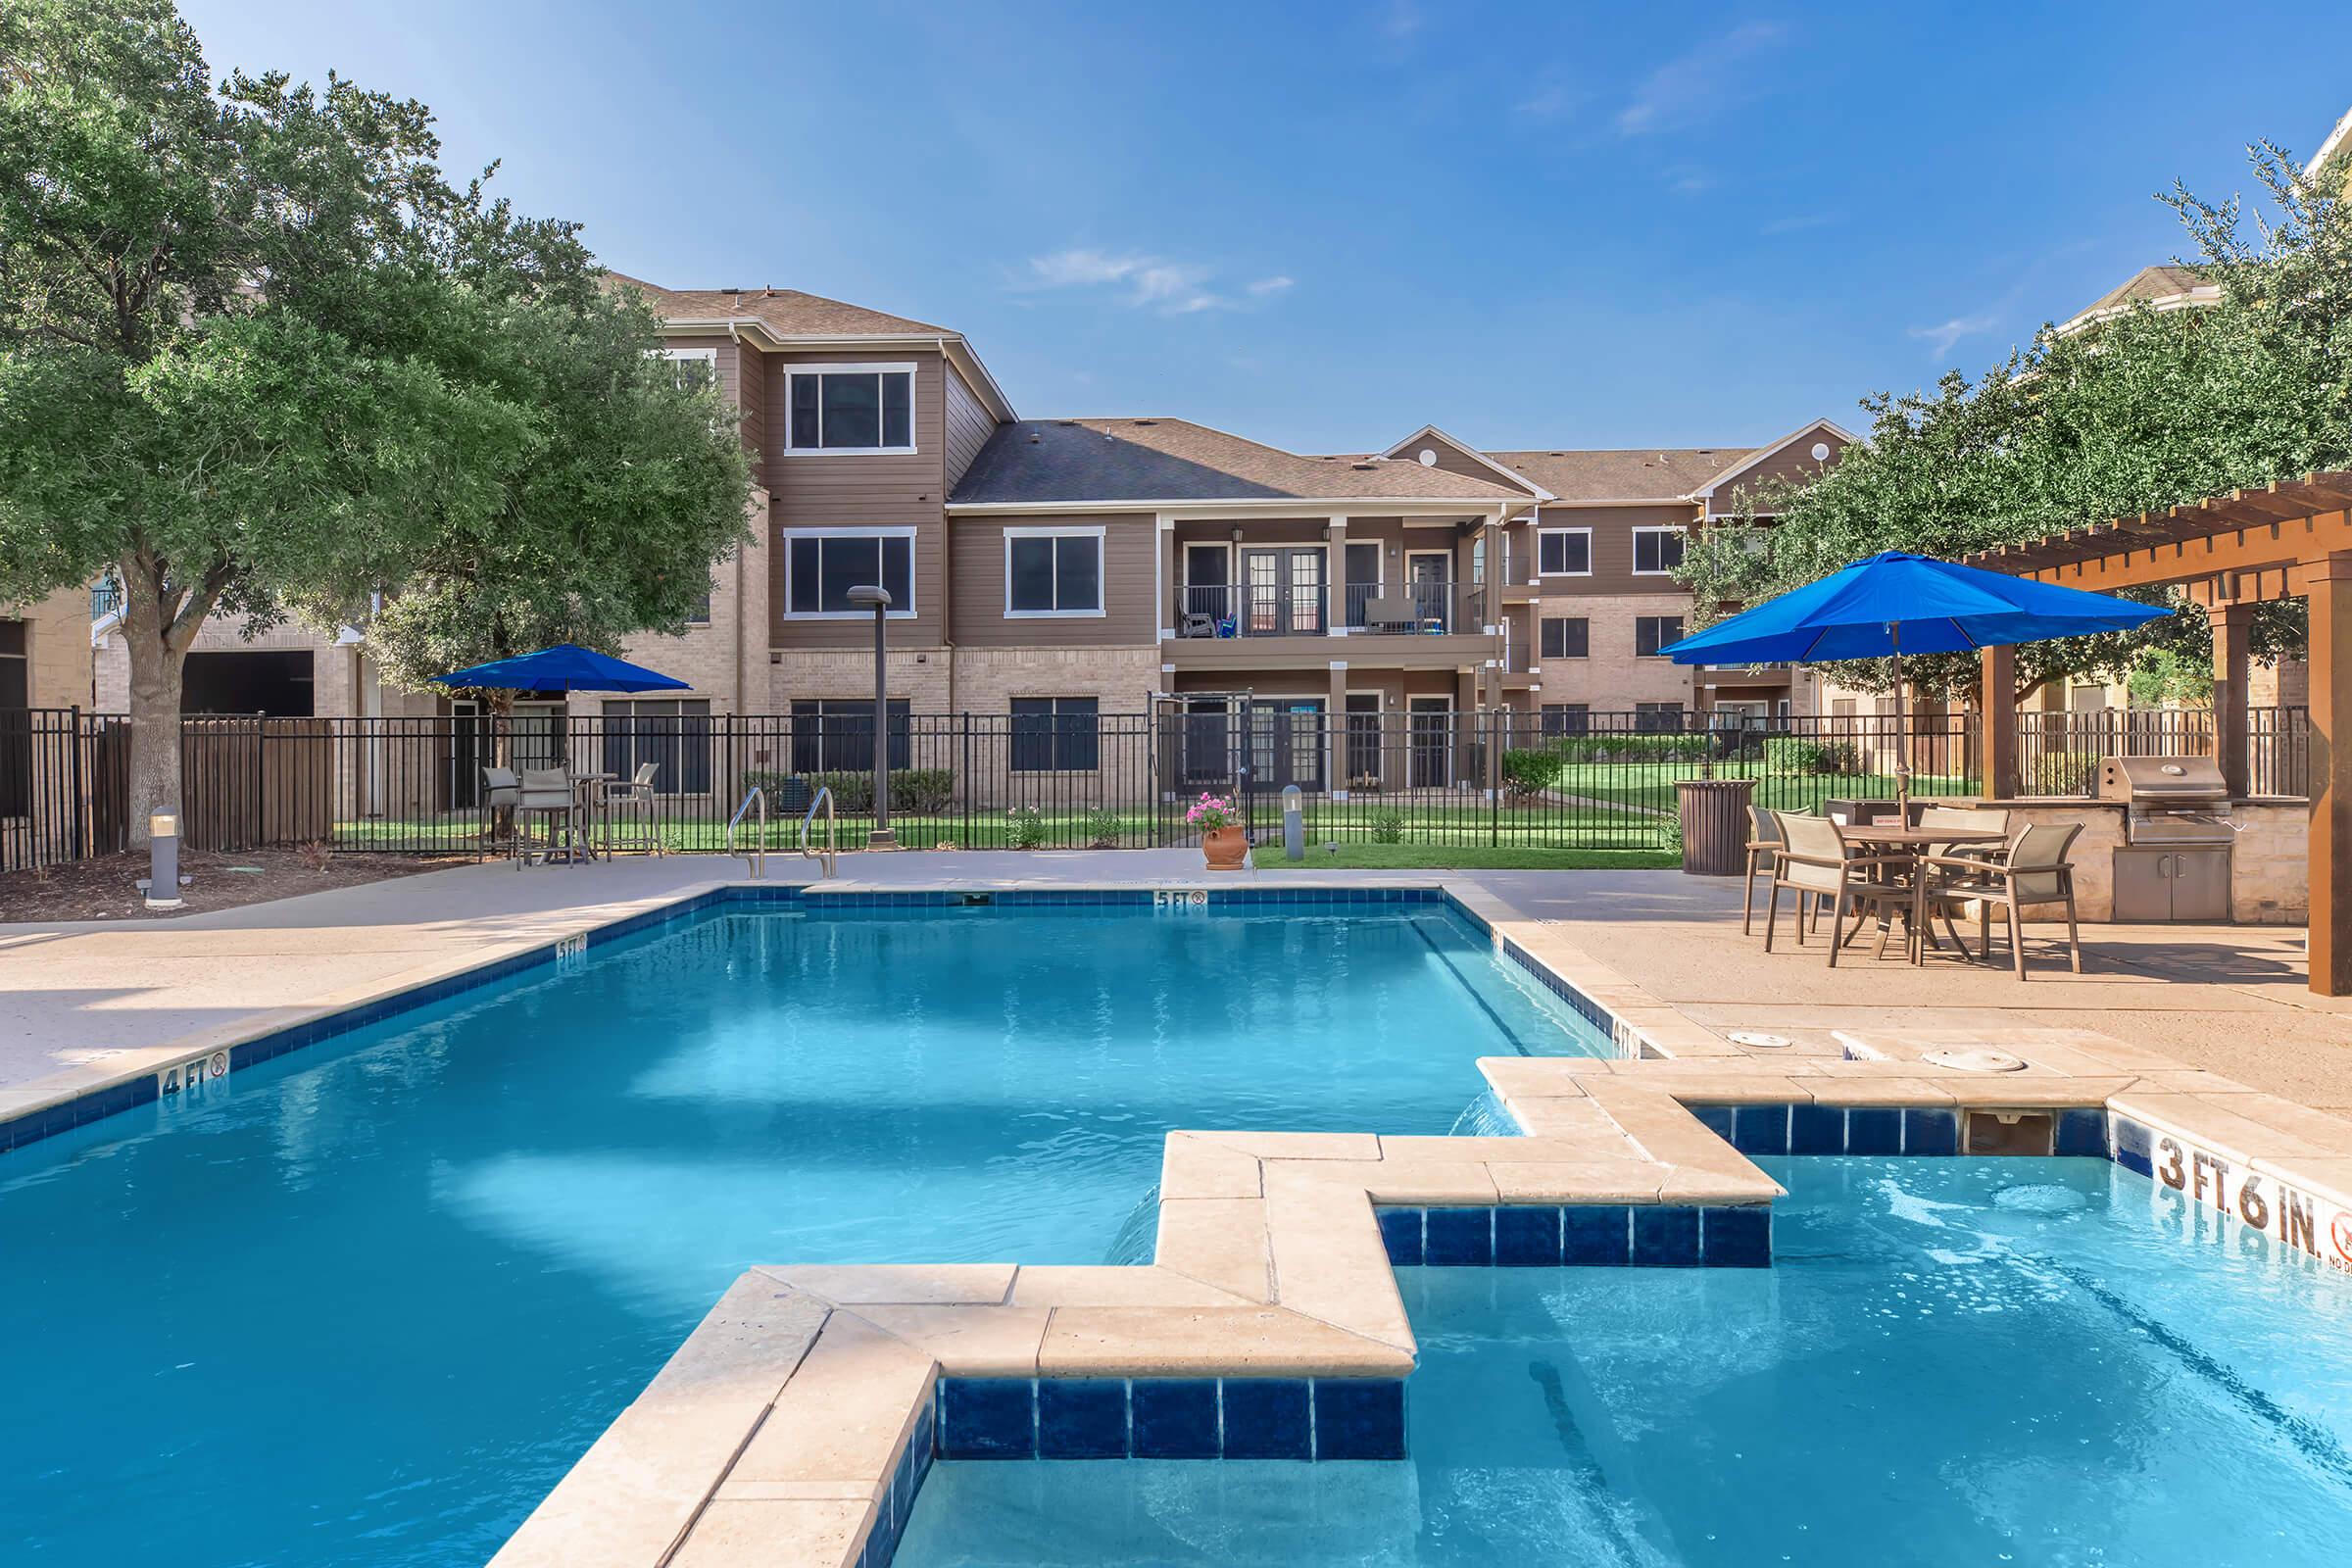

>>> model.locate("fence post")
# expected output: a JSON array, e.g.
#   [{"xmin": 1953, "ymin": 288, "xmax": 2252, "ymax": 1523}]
[
  {"xmin": 69, "ymin": 706, "xmax": 85, "ymax": 861},
  {"xmin": 960, "ymin": 714, "xmax": 972, "ymax": 849},
  {"xmin": 1489, "ymin": 710, "xmax": 1500, "ymax": 847}
]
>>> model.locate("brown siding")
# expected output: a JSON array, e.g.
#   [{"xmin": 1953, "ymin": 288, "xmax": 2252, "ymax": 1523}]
[
  {"xmin": 733, "ymin": 341, "xmax": 767, "ymax": 472},
  {"xmin": 952, "ymin": 514, "xmax": 1155, "ymax": 646},
  {"xmin": 765, "ymin": 350, "xmax": 950, "ymax": 649},
  {"xmin": 1526, "ymin": 502, "xmax": 1698, "ymax": 597},
  {"xmin": 944, "ymin": 363, "xmax": 997, "ymax": 492},
  {"xmin": 1391, "ymin": 434, "xmax": 1536, "ymax": 499},
  {"xmin": 1704, "ymin": 426, "xmax": 1849, "ymax": 514}
]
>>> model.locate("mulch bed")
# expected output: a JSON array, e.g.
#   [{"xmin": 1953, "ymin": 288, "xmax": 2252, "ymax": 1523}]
[{"xmin": 0, "ymin": 847, "xmax": 469, "ymax": 925}]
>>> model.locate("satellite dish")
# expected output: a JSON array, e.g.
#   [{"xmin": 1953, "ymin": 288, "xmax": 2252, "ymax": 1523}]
[
  {"xmin": 1809, "ymin": 442, "xmax": 1832, "ymax": 462},
  {"xmin": 1418, "ymin": 449, "xmax": 1438, "ymax": 466}
]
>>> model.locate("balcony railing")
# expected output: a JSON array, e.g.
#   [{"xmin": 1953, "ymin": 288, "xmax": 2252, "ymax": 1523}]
[
  {"xmin": 90, "ymin": 580, "xmax": 123, "ymax": 621},
  {"xmin": 1174, "ymin": 582, "xmax": 1488, "ymax": 638}
]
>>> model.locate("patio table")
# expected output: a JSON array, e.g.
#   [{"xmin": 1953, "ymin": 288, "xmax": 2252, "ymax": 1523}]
[
  {"xmin": 1837, "ymin": 825, "xmax": 2009, "ymax": 962},
  {"xmin": 568, "ymin": 772, "xmax": 616, "ymax": 862}
]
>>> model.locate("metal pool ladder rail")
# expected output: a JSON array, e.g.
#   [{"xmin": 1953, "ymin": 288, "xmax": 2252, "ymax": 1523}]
[
  {"xmin": 800, "ymin": 785, "xmax": 838, "ymax": 879},
  {"xmin": 727, "ymin": 786, "xmax": 767, "ymax": 880}
]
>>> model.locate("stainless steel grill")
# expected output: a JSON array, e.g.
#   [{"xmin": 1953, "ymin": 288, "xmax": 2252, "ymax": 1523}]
[{"xmin": 2096, "ymin": 756, "xmax": 2235, "ymax": 845}]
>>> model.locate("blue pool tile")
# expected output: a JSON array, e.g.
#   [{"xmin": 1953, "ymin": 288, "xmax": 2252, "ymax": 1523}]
[
  {"xmin": 1037, "ymin": 1379, "xmax": 1129, "ymax": 1458},
  {"xmin": 1423, "ymin": 1206, "xmax": 1493, "ymax": 1265},
  {"xmin": 1690, "ymin": 1103, "xmax": 1737, "ymax": 1143},
  {"xmin": 1561, "ymin": 1205, "xmax": 1631, "ymax": 1266},
  {"xmin": 1701, "ymin": 1205, "xmax": 1772, "ymax": 1267},
  {"xmin": 1494, "ymin": 1206, "xmax": 1562, "ymax": 1266},
  {"xmin": 1903, "ymin": 1107, "xmax": 1960, "ymax": 1156},
  {"xmin": 1844, "ymin": 1106, "xmax": 1903, "ymax": 1156},
  {"xmin": 938, "ymin": 1378, "xmax": 1035, "ymax": 1458},
  {"xmin": 2056, "ymin": 1108, "xmax": 2111, "ymax": 1158},
  {"xmin": 1633, "ymin": 1205, "xmax": 1701, "ymax": 1266},
  {"xmin": 1130, "ymin": 1379, "xmax": 1220, "ymax": 1458},
  {"xmin": 1731, "ymin": 1102, "xmax": 1790, "ymax": 1155},
  {"xmin": 1375, "ymin": 1207, "xmax": 1424, "ymax": 1266},
  {"xmin": 2113, "ymin": 1117, "xmax": 2155, "ymax": 1177},
  {"xmin": 1788, "ymin": 1102, "xmax": 1846, "ymax": 1154},
  {"xmin": 1220, "ymin": 1379, "xmax": 1311, "ymax": 1459},
  {"xmin": 1312, "ymin": 1379, "xmax": 1406, "ymax": 1459}
]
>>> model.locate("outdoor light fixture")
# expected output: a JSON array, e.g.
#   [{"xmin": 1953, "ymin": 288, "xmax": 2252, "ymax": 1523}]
[
  {"xmin": 146, "ymin": 813, "xmax": 184, "ymax": 910},
  {"xmin": 846, "ymin": 585, "xmax": 897, "ymax": 850}
]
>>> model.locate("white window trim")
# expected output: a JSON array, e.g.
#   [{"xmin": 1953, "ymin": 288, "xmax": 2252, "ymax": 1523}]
[
  {"xmin": 781, "ymin": 362, "xmax": 919, "ymax": 457},
  {"xmin": 1540, "ymin": 615, "xmax": 1591, "ymax": 661},
  {"xmin": 658, "ymin": 347, "xmax": 717, "ymax": 365},
  {"xmin": 1004, "ymin": 524, "xmax": 1107, "ymax": 618},
  {"xmin": 1536, "ymin": 525, "xmax": 1592, "ymax": 578},
  {"xmin": 1631, "ymin": 524, "xmax": 1688, "ymax": 577},
  {"xmin": 781, "ymin": 525, "xmax": 918, "ymax": 619}
]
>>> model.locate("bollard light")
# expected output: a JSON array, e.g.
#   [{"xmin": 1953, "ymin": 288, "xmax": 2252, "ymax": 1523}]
[{"xmin": 146, "ymin": 812, "xmax": 185, "ymax": 910}]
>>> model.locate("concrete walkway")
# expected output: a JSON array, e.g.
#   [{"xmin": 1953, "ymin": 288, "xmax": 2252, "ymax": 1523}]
[{"xmin": 4, "ymin": 851, "xmax": 2348, "ymax": 1118}]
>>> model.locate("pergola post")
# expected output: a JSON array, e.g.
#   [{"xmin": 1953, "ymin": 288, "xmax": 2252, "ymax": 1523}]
[
  {"xmin": 2209, "ymin": 600, "xmax": 2255, "ymax": 800},
  {"xmin": 2310, "ymin": 552, "xmax": 2352, "ymax": 997},
  {"xmin": 1981, "ymin": 643, "xmax": 2017, "ymax": 799}
]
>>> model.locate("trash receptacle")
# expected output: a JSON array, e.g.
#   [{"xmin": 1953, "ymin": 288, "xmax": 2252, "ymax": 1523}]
[{"xmin": 1675, "ymin": 778, "xmax": 1755, "ymax": 877}]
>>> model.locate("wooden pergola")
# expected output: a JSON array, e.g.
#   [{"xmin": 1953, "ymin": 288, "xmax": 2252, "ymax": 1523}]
[{"xmin": 1965, "ymin": 470, "xmax": 2352, "ymax": 995}]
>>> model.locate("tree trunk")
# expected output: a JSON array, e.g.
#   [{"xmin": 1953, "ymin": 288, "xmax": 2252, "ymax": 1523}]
[{"xmin": 121, "ymin": 572, "xmax": 186, "ymax": 852}]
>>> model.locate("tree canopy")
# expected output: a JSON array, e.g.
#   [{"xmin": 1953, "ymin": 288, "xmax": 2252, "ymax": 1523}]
[
  {"xmin": 1680, "ymin": 137, "xmax": 2351, "ymax": 705},
  {"xmin": 0, "ymin": 0, "xmax": 752, "ymax": 832}
]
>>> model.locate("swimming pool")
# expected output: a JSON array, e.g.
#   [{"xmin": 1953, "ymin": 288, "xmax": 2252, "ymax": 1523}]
[
  {"xmin": 0, "ymin": 897, "xmax": 1601, "ymax": 1567},
  {"xmin": 896, "ymin": 1156, "xmax": 2352, "ymax": 1566}
]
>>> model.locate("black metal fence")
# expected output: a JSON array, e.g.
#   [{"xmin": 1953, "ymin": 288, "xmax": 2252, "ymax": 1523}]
[
  {"xmin": 2016, "ymin": 706, "xmax": 2310, "ymax": 798},
  {"xmin": 0, "ymin": 709, "xmax": 127, "ymax": 873}
]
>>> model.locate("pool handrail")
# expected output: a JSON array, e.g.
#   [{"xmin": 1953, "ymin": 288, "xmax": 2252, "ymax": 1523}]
[
  {"xmin": 800, "ymin": 785, "xmax": 837, "ymax": 879},
  {"xmin": 726, "ymin": 785, "xmax": 767, "ymax": 880}
]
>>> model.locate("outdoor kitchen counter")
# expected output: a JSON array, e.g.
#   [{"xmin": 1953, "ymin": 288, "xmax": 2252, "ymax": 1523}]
[{"xmin": 1929, "ymin": 797, "xmax": 2309, "ymax": 925}]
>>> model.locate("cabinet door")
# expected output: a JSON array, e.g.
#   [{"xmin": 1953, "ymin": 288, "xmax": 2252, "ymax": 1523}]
[
  {"xmin": 2169, "ymin": 849, "xmax": 2231, "ymax": 922},
  {"xmin": 2112, "ymin": 850, "xmax": 2175, "ymax": 922}
]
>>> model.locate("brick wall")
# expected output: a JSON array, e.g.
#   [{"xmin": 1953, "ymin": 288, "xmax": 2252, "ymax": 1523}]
[
  {"xmin": 769, "ymin": 647, "xmax": 956, "ymax": 711},
  {"xmin": 11, "ymin": 584, "xmax": 94, "ymax": 710},
  {"xmin": 951, "ymin": 645, "xmax": 1160, "ymax": 713},
  {"xmin": 1531, "ymin": 592, "xmax": 1697, "ymax": 709}
]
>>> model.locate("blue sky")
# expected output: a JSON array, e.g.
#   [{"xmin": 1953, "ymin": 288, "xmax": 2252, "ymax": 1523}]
[{"xmin": 181, "ymin": 0, "xmax": 2351, "ymax": 454}]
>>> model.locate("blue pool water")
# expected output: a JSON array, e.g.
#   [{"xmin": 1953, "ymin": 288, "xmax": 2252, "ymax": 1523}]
[
  {"xmin": 897, "ymin": 1157, "xmax": 2352, "ymax": 1567},
  {"xmin": 0, "ymin": 901, "xmax": 1599, "ymax": 1567}
]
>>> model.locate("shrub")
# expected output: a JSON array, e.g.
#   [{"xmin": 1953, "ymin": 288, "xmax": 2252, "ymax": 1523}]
[
  {"xmin": 738, "ymin": 768, "xmax": 953, "ymax": 814},
  {"xmin": 1082, "ymin": 807, "xmax": 1122, "ymax": 849},
  {"xmin": 1499, "ymin": 747, "xmax": 1561, "ymax": 801},
  {"xmin": 1370, "ymin": 808, "xmax": 1406, "ymax": 845},
  {"xmin": 1007, "ymin": 807, "xmax": 1048, "ymax": 849},
  {"xmin": 2032, "ymin": 750, "xmax": 2100, "ymax": 797},
  {"xmin": 1549, "ymin": 733, "xmax": 1712, "ymax": 763},
  {"xmin": 1763, "ymin": 737, "xmax": 1861, "ymax": 776}
]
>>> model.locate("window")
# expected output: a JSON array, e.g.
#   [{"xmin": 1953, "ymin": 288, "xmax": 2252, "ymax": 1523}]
[
  {"xmin": 1635, "ymin": 614, "xmax": 1684, "ymax": 657},
  {"xmin": 1542, "ymin": 703, "xmax": 1590, "ymax": 737},
  {"xmin": 1632, "ymin": 526, "xmax": 1687, "ymax": 575},
  {"xmin": 1009, "ymin": 697, "xmax": 1100, "ymax": 771},
  {"xmin": 1540, "ymin": 616, "xmax": 1589, "ymax": 661},
  {"xmin": 689, "ymin": 576, "xmax": 712, "ymax": 624},
  {"xmin": 784, "ymin": 530, "xmax": 915, "ymax": 617},
  {"xmin": 785, "ymin": 364, "xmax": 914, "ymax": 453},
  {"xmin": 1537, "ymin": 528, "xmax": 1591, "ymax": 576},
  {"xmin": 656, "ymin": 347, "xmax": 717, "ymax": 391},
  {"xmin": 1635, "ymin": 701, "xmax": 1685, "ymax": 733},
  {"xmin": 1005, "ymin": 527, "xmax": 1104, "ymax": 616},
  {"xmin": 602, "ymin": 699, "xmax": 711, "ymax": 794},
  {"xmin": 791, "ymin": 699, "xmax": 911, "ymax": 773}
]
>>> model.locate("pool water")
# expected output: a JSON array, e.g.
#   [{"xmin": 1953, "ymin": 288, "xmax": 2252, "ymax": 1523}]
[
  {"xmin": 0, "ymin": 901, "xmax": 1599, "ymax": 1567},
  {"xmin": 897, "ymin": 1157, "xmax": 2352, "ymax": 1567}
]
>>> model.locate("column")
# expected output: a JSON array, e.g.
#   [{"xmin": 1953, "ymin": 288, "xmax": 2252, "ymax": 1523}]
[
  {"xmin": 2308, "ymin": 553, "xmax": 2352, "ymax": 996},
  {"xmin": 1328, "ymin": 661, "xmax": 1348, "ymax": 795},
  {"xmin": 1328, "ymin": 514, "xmax": 1348, "ymax": 636},
  {"xmin": 2209, "ymin": 600, "xmax": 2255, "ymax": 801},
  {"xmin": 1981, "ymin": 643, "xmax": 2017, "ymax": 799}
]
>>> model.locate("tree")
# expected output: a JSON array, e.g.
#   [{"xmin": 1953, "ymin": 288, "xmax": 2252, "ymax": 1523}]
[
  {"xmin": 0, "ymin": 1, "xmax": 750, "ymax": 844},
  {"xmin": 1682, "ymin": 136, "xmax": 2347, "ymax": 708}
]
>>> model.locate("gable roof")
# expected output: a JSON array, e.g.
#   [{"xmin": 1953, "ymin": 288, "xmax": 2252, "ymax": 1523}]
[
  {"xmin": 608, "ymin": 271, "xmax": 955, "ymax": 337},
  {"xmin": 1480, "ymin": 447, "xmax": 1739, "ymax": 504},
  {"xmin": 1377, "ymin": 423, "xmax": 1553, "ymax": 500},
  {"xmin": 950, "ymin": 417, "xmax": 1532, "ymax": 509},
  {"xmin": 2055, "ymin": 264, "xmax": 2219, "ymax": 336},
  {"xmin": 1688, "ymin": 418, "xmax": 1858, "ymax": 499}
]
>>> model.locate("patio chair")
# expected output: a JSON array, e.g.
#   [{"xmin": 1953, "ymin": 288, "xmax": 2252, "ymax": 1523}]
[
  {"xmin": 1741, "ymin": 802, "xmax": 1783, "ymax": 936},
  {"xmin": 1763, "ymin": 811, "xmax": 1927, "ymax": 966},
  {"xmin": 602, "ymin": 761, "xmax": 662, "ymax": 857},
  {"xmin": 515, "ymin": 766, "xmax": 581, "ymax": 866},
  {"xmin": 481, "ymin": 767, "xmax": 521, "ymax": 859},
  {"xmin": 1180, "ymin": 609, "xmax": 1218, "ymax": 639},
  {"xmin": 1916, "ymin": 805, "xmax": 2012, "ymax": 858},
  {"xmin": 1919, "ymin": 821, "xmax": 2084, "ymax": 980}
]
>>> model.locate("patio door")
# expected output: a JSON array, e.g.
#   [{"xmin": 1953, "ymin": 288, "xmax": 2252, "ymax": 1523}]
[
  {"xmin": 1408, "ymin": 697, "xmax": 1451, "ymax": 788},
  {"xmin": 1345, "ymin": 694, "xmax": 1383, "ymax": 789},
  {"xmin": 1183, "ymin": 544, "xmax": 1229, "ymax": 629},
  {"xmin": 1405, "ymin": 551, "xmax": 1452, "ymax": 631},
  {"xmin": 1249, "ymin": 699, "xmax": 1326, "ymax": 796},
  {"xmin": 1242, "ymin": 548, "xmax": 1325, "ymax": 636},
  {"xmin": 1343, "ymin": 542, "xmax": 1381, "ymax": 628}
]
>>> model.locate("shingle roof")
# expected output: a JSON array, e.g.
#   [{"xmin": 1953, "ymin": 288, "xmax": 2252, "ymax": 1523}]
[
  {"xmin": 607, "ymin": 271, "xmax": 955, "ymax": 337},
  {"xmin": 951, "ymin": 417, "xmax": 1532, "ymax": 507},
  {"xmin": 1481, "ymin": 448, "xmax": 1741, "ymax": 503},
  {"xmin": 2074, "ymin": 264, "xmax": 2210, "ymax": 318}
]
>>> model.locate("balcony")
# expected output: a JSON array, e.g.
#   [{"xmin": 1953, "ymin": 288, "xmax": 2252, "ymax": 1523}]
[{"xmin": 1173, "ymin": 582, "xmax": 1489, "ymax": 639}]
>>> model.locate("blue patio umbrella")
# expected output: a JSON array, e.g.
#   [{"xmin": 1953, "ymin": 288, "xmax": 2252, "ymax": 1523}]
[
  {"xmin": 1662, "ymin": 551, "xmax": 2167, "ymax": 810},
  {"xmin": 428, "ymin": 643, "xmax": 688, "ymax": 694}
]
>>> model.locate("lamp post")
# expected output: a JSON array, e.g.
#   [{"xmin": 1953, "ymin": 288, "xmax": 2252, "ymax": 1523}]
[{"xmin": 846, "ymin": 585, "xmax": 897, "ymax": 849}]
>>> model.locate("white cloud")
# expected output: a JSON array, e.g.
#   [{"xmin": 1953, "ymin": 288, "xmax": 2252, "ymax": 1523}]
[
  {"xmin": 1019, "ymin": 248, "xmax": 1291, "ymax": 316},
  {"xmin": 1909, "ymin": 312, "xmax": 1999, "ymax": 360},
  {"xmin": 1617, "ymin": 21, "xmax": 1787, "ymax": 136}
]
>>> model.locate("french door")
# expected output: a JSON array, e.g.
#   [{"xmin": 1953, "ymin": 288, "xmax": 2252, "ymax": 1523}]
[{"xmin": 1242, "ymin": 548, "xmax": 1326, "ymax": 636}]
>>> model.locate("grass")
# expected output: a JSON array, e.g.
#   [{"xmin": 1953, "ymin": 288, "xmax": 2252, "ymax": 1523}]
[
  {"xmin": 1251, "ymin": 844, "xmax": 1680, "ymax": 871},
  {"xmin": 1544, "ymin": 760, "xmax": 1975, "ymax": 814}
]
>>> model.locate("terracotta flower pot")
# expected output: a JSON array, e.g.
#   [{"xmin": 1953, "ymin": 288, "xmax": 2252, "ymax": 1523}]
[{"xmin": 1200, "ymin": 824, "xmax": 1249, "ymax": 870}]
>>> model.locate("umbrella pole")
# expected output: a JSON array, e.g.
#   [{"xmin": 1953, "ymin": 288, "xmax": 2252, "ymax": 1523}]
[{"xmin": 1889, "ymin": 623, "xmax": 1911, "ymax": 822}]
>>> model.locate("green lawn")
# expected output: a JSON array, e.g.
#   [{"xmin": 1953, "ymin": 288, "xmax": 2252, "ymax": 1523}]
[{"xmin": 1252, "ymin": 844, "xmax": 1679, "ymax": 871}]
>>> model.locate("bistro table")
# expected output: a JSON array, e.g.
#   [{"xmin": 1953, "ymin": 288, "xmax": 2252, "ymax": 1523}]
[
  {"xmin": 1836, "ymin": 824, "xmax": 2010, "ymax": 962},
  {"xmin": 566, "ymin": 771, "xmax": 616, "ymax": 862}
]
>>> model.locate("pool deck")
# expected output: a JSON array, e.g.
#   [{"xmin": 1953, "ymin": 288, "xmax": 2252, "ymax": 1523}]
[{"xmin": 8, "ymin": 851, "xmax": 2352, "ymax": 1568}]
